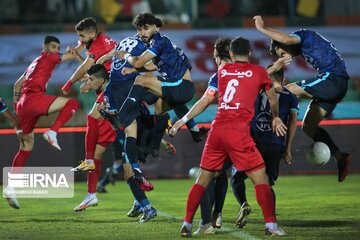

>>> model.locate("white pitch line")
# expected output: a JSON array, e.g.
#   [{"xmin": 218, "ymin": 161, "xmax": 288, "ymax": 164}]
[{"xmin": 157, "ymin": 211, "xmax": 262, "ymax": 240}]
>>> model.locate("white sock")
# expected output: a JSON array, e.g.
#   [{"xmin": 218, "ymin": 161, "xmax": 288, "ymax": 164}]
[
  {"xmin": 190, "ymin": 126, "xmax": 199, "ymax": 132},
  {"xmin": 88, "ymin": 192, "xmax": 96, "ymax": 198},
  {"xmin": 85, "ymin": 159, "xmax": 94, "ymax": 164},
  {"xmin": 47, "ymin": 129, "xmax": 57, "ymax": 137},
  {"xmin": 183, "ymin": 221, "xmax": 192, "ymax": 229},
  {"xmin": 265, "ymin": 222, "xmax": 278, "ymax": 230}
]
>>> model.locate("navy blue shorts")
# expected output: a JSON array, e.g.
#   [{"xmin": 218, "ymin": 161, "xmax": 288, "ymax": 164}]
[
  {"xmin": 158, "ymin": 77, "xmax": 194, "ymax": 107},
  {"xmin": 105, "ymin": 79, "xmax": 142, "ymax": 128},
  {"xmin": 231, "ymin": 144, "xmax": 283, "ymax": 186},
  {"xmin": 296, "ymin": 72, "xmax": 348, "ymax": 113}
]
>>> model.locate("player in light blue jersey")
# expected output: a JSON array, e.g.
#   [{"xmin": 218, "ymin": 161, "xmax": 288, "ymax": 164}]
[
  {"xmin": 254, "ymin": 15, "xmax": 351, "ymax": 182},
  {"xmin": 114, "ymin": 12, "xmax": 208, "ymax": 143}
]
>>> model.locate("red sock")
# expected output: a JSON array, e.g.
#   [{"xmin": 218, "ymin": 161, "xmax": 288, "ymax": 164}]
[
  {"xmin": 255, "ymin": 184, "xmax": 276, "ymax": 223},
  {"xmin": 85, "ymin": 115, "xmax": 99, "ymax": 159},
  {"xmin": 51, "ymin": 98, "xmax": 79, "ymax": 132},
  {"xmin": 88, "ymin": 159, "xmax": 101, "ymax": 193},
  {"xmin": 11, "ymin": 149, "xmax": 31, "ymax": 173},
  {"xmin": 184, "ymin": 183, "xmax": 205, "ymax": 223}
]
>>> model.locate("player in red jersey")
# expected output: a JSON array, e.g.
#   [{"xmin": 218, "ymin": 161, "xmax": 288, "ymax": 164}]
[
  {"xmin": 179, "ymin": 37, "xmax": 287, "ymax": 237},
  {"xmin": 71, "ymin": 64, "xmax": 117, "ymax": 211},
  {"xmin": 62, "ymin": 17, "xmax": 117, "ymax": 173},
  {"xmin": 4, "ymin": 36, "xmax": 80, "ymax": 209},
  {"xmin": 62, "ymin": 17, "xmax": 116, "ymax": 94}
]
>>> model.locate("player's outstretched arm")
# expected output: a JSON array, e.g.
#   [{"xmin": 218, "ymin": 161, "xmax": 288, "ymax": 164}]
[
  {"xmin": 253, "ymin": 15, "xmax": 299, "ymax": 45},
  {"xmin": 96, "ymin": 49, "xmax": 115, "ymax": 65},
  {"xmin": 62, "ymin": 57, "xmax": 95, "ymax": 95},
  {"xmin": 116, "ymin": 50, "xmax": 154, "ymax": 69},
  {"xmin": 169, "ymin": 92, "xmax": 214, "ymax": 137},
  {"xmin": 283, "ymin": 110, "xmax": 297, "ymax": 165}
]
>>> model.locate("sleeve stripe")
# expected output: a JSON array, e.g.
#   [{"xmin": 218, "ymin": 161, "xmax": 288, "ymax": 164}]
[
  {"xmin": 146, "ymin": 49, "xmax": 157, "ymax": 57},
  {"xmin": 290, "ymin": 33, "xmax": 301, "ymax": 43}
]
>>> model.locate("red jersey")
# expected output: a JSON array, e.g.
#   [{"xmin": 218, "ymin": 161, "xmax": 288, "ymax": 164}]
[
  {"xmin": 22, "ymin": 52, "xmax": 61, "ymax": 94},
  {"xmin": 86, "ymin": 33, "xmax": 117, "ymax": 71},
  {"xmin": 213, "ymin": 62, "xmax": 272, "ymax": 128}
]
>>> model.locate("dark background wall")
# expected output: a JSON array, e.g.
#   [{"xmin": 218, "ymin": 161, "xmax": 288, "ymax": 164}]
[{"xmin": 1, "ymin": 124, "xmax": 359, "ymax": 182}]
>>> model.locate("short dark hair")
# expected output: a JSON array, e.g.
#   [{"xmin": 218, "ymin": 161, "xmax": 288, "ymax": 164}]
[
  {"xmin": 267, "ymin": 63, "xmax": 284, "ymax": 83},
  {"xmin": 230, "ymin": 37, "xmax": 250, "ymax": 56},
  {"xmin": 214, "ymin": 37, "xmax": 231, "ymax": 61},
  {"xmin": 132, "ymin": 12, "xmax": 163, "ymax": 28},
  {"xmin": 269, "ymin": 39, "xmax": 301, "ymax": 56},
  {"xmin": 87, "ymin": 64, "xmax": 109, "ymax": 81},
  {"xmin": 44, "ymin": 35, "xmax": 60, "ymax": 45},
  {"xmin": 75, "ymin": 17, "xmax": 98, "ymax": 32}
]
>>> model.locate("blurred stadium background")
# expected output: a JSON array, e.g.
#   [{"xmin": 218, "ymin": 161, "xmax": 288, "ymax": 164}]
[{"xmin": 0, "ymin": 0, "xmax": 359, "ymax": 179}]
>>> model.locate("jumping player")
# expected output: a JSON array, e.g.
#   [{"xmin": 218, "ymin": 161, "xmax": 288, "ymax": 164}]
[
  {"xmin": 4, "ymin": 36, "xmax": 79, "ymax": 209},
  {"xmin": 253, "ymin": 15, "xmax": 352, "ymax": 182}
]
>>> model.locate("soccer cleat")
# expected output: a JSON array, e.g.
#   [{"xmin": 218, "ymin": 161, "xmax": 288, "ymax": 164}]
[
  {"xmin": 211, "ymin": 212, "xmax": 222, "ymax": 229},
  {"xmin": 265, "ymin": 225, "xmax": 287, "ymax": 236},
  {"xmin": 236, "ymin": 202, "xmax": 251, "ymax": 228},
  {"xmin": 71, "ymin": 160, "xmax": 95, "ymax": 172},
  {"xmin": 161, "ymin": 140, "xmax": 177, "ymax": 156},
  {"xmin": 99, "ymin": 109, "xmax": 123, "ymax": 131},
  {"xmin": 138, "ymin": 207, "xmax": 157, "ymax": 223},
  {"xmin": 190, "ymin": 127, "xmax": 209, "ymax": 143},
  {"xmin": 337, "ymin": 153, "xmax": 352, "ymax": 182},
  {"xmin": 180, "ymin": 223, "xmax": 192, "ymax": 237},
  {"xmin": 127, "ymin": 204, "xmax": 143, "ymax": 218},
  {"xmin": 3, "ymin": 186, "xmax": 20, "ymax": 209},
  {"xmin": 74, "ymin": 194, "xmax": 98, "ymax": 212},
  {"xmin": 134, "ymin": 175, "xmax": 154, "ymax": 192},
  {"xmin": 193, "ymin": 222, "xmax": 216, "ymax": 236},
  {"xmin": 43, "ymin": 130, "xmax": 61, "ymax": 150}
]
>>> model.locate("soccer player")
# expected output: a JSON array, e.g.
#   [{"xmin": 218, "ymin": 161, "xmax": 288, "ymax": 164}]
[
  {"xmin": 0, "ymin": 97, "xmax": 28, "ymax": 146},
  {"xmin": 71, "ymin": 65, "xmax": 117, "ymax": 211},
  {"xmin": 4, "ymin": 36, "xmax": 79, "ymax": 209},
  {"xmin": 179, "ymin": 37, "xmax": 287, "ymax": 237},
  {"xmin": 170, "ymin": 37, "xmax": 232, "ymax": 236},
  {"xmin": 62, "ymin": 17, "xmax": 116, "ymax": 95},
  {"xmin": 113, "ymin": 12, "xmax": 207, "ymax": 142},
  {"xmin": 232, "ymin": 65, "xmax": 299, "ymax": 228},
  {"xmin": 253, "ymin": 15, "xmax": 352, "ymax": 182},
  {"xmin": 64, "ymin": 16, "xmax": 117, "ymax": 174}
]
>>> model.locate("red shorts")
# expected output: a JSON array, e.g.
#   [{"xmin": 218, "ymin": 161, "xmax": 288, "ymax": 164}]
[
  {"xmin": 200, "ymin": 127, "xmax": 265, "ymax": 173},
  {"xmin": 16, "ymin": 92, "xmax": 57, "ymax": 134},
  {"xmin": 97, "ymin": 119, "xmax": 116, "ymax": 146}
]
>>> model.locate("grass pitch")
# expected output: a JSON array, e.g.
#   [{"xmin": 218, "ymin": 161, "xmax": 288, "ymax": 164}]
[{"xmin": 1, "ymin": 174, "xmax": 360, "ymax": 240}]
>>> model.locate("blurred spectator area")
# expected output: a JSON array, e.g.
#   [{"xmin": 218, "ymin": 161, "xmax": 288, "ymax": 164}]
[{"xmin": 0, "ymin": 0, "xmax": 360, "ymax": 30}]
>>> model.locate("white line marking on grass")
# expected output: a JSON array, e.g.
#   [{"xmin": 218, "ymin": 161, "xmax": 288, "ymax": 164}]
[{"xmin": 157, "ymin": 211, "xmax": 261, "ymax": 240}]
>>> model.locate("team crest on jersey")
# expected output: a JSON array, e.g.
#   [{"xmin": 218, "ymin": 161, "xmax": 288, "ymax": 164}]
[
  {"xmin": 255, "ymin": 112, "xmax": 272, "ymax": 132},
  {"xmin": 149, "ymin": 39, "xmax": 155, "ymax": 47}
]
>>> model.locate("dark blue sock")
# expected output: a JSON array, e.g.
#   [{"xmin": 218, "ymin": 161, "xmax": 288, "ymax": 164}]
[
  {"xmin": 151, "ymin": 113, "xmax": 169, "ymax": 150},
  {"xmin": 231, "ymin": 172, "xmax": 248, "ymax": 205},
  {"xmin": 127, "ymin": 176, "xmax": 150, "ymax": 208},
  {"xmin": 313, "ymin": 127, "xmax": 339, "ymax": 155},
  {"xmin": 213, "ymin": 171, "xmax": 228, "ymax": 214},
  {"xmin": 124, "ymin": 137, "xmax": 137, "ymax": 165},
  {"xmin": 173, "ymin": 104, "xmax": 197, "ymax": 130},
  {"xmin": 200, "ymin": 179, "xmax": 215, "ymax": 225}
]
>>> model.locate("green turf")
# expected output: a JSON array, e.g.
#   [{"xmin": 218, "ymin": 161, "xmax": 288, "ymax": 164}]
[{"xmin": 1, "ymin": 174, "xmax": 360, "ymax": 240}]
